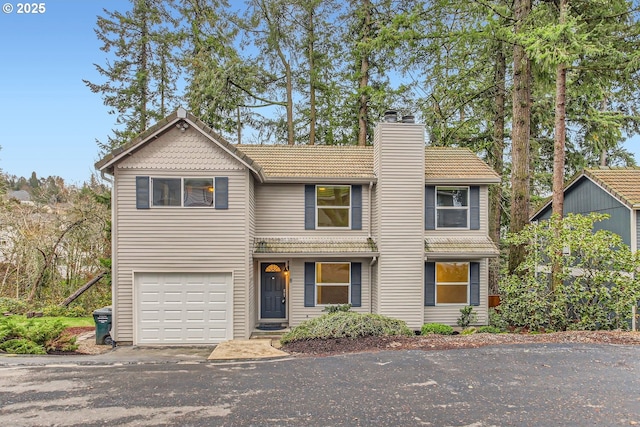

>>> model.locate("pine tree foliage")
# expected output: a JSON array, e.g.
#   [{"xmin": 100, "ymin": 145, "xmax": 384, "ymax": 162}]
[{"xmin": 84, "ymin": 0, "xmax": 181, "ymax": 152}]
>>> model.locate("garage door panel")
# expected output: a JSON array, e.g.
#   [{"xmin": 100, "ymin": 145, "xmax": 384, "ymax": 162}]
[{"xmin": 135, "ymin": 272, "xmax": 233, "ymax": 345}]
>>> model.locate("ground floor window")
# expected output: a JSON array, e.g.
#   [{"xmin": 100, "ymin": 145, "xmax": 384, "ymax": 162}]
[
  {"xmin": 305, "ymin": 261, "xmax": 362, "ymax": 308},
  {"xmin": 436, "ymin": 262, "xmax": 469, "ymax": 304},
  {"xmin": 425, "ymin": 261, "xmax": 479, "ymax": 307},
  {"xmin": 316, "ymin": 262, "xmax": 350, "ymax": 305}
]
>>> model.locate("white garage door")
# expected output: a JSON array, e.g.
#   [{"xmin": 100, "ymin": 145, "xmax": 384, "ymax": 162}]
[{"xmin": 135, "ymin": 272, "xmax": 233, "ymax": 345}]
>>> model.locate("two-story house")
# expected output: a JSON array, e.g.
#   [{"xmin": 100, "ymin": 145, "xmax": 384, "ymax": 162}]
[{"xmin": 96, "ymin": 108, "xmax": 500, "ymax": 346}]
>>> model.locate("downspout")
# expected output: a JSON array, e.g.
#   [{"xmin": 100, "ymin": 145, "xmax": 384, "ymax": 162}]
[
  {"xmin": 368, "ymin": 181, "xmax": 375, "ymax": 312},
  {"xmin": 101, "ymin": 170, "xmax": 116, "ymax": 345},
  {"xmin": 368, "ymin": 181, "xmax": 373, "ymax": 238},
  {"xmin": 369, "ymin": 256, "xmax": 377, "ymax": 313}
]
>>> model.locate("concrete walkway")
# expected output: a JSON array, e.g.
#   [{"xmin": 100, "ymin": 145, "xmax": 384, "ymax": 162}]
[
  {"xmin": 207, "ymin": 339, "xmax": 289, "ymax": 361},
  {"xmin": 0, "ymin": 334, "xmax": 290, "ymax": 366}
]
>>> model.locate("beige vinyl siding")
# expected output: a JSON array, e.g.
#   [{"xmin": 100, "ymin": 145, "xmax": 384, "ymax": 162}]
[
  {"xmin": 112, "ymin": 128, "xmax": 250, "ymax": 343},
  {"xmin": 287, "ymin": 258, "xmax": 371, "ymax": 327},
  {"xmin": 246, "ymin": 174, "xmax": 257, "ymax": 334},
  {"xmin": 371, "ymin": 187, "xmax": 379, "ymax": 313},
  {"xmin": 424, "ymin": 259, "xmax": 489, "ymax": 325},
  {"xmin": 374, "ymin": 122, "xmax": 425, "ymax": 329},
  {"xmin": 255, "ymin": 184, "xmax": 370, "ymax": 236}
]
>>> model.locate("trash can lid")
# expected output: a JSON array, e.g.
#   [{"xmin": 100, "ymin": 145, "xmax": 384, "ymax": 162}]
[{"xmin": 93, "ymin": 306, "xmax": 112, "ymax": 315}]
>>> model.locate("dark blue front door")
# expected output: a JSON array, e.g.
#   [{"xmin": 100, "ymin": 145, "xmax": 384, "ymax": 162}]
[{"xmin": 261, "ymin": 263, "xmax": 286, "ymax": 319}]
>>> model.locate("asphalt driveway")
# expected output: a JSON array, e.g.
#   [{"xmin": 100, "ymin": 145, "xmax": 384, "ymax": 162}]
[{"xmin": 1, "ymin": 343, "xmax": 639, "ymax": 426}]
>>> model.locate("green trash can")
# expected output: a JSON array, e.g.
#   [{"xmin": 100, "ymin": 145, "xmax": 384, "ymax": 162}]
[{"xmin": 93, "ymin": 306, "xmax": 113, "ymax": 345}]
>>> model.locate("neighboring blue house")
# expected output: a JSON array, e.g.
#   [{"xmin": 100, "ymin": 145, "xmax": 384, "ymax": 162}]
[{"xmin": 531, "ymin": 167, "xmax": 640, "ymax": 251}]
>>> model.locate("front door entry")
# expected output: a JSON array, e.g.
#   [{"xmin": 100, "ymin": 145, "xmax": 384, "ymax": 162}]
[{"xmin": 260, "ymin": 263, "xmax": 286, "ymax": 319}]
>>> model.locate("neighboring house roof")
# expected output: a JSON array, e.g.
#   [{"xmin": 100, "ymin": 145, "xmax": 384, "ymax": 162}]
[
  {"xmin": 531, "ymin": 167, "xmax": 640, "ymax": 219},
  {"xmin": 7, "ymin": 190, "xmax": 31, "ymax": 202},
  {"xmin": 253, "ymin": 237, "xmax": 378, "ymax": 258},
  {"xmin": 583, "ymin": 168, "xmax": 640, "ymax": 208},
  {"xmin": 424, "ymin": 236, "xmax": 500, "ymax": 259},
  {"xmin": 96, "ymin": 108, "xmax": 500, "ymax": 184}
]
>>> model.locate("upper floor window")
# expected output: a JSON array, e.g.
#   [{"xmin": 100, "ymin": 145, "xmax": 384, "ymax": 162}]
[
  {"xmin": 152, "ymin": 178, "xmax": 214, "ymax": 207},
  {"xmin": 317, "ymin": 185, "xmax": 350, "ymax": 228},
  {"xmin": 436, "ymin": 186, "xmax": 468, "ymax": 228},
  {"xmin": 136, "ymin": 176, "xmax": 228, "ymax": 210}
]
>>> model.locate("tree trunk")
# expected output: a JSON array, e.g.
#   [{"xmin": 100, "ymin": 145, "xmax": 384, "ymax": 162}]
[
  {"xmin": 60, "ymin": 272, "xmax": 107, "ymax": 307},
  {"xmin": 552, "ymin": 0, "xmax": 567, "ymax": 218},
  {"xmin": 308, "ymin": 7, "xmax": 316, "ymax": 146},
  {"xmin": 357, "ymin": 0, "xmax": 372, "ymax": 147},
  {"xmin": 274, "ymin": 44, "xmax": 295, "ymax": 145},
  {"xmin": 489, "ymin": 40, "xmax": 506, "ymax": 294},
  {"xmin": 508, "ymin": 0, "xmax": 532, "ymax": 274},
  {"xmin": 551, "ymin": 0, "xmax": 568, "ymax": 292},
  {"xmin": 139, "ymin": 0, "xmax": 149, "ymax": 133}
]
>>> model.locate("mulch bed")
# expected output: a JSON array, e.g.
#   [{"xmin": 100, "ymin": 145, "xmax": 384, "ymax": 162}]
[{"xmin": 282, "ymin": 331, "xmax": 640, "ymax": 357}]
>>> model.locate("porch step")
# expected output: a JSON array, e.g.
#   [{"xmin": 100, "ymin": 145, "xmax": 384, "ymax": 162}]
[{"xmin": 250, "ymin": 329, "xmax": 290, "ymax": 349}]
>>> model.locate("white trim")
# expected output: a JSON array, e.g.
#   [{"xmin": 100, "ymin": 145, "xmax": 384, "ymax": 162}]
[
  {"xmin": 434, "ymin": 261, "xmax": 470, "ymax": 306},
  {"xmin": 147, "ymin": 176, "xmax": 216, "ymax": 208},
  {"xmin": 132, "ymin": 269, "xmax": 234, "ymax": 346},
  {"xmin": 316, "ymin": 184, "xmax": 352, "ymax": 229},
  {"xmin": 435, "ymin": 186, "xmax": 470, "ymax": 230},
  {"xmin": 631, "ymin": 209, "xmax": 638, "ymax": 252},
  {"xmin": 315, "ymin": 262, "xmax": 351, "ymax": 306}
]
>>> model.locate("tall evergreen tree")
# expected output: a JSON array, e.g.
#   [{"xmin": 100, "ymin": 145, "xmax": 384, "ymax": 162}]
[{"xmin": 85, "ymin": 0, "xmax": 181, "ymax": 152}]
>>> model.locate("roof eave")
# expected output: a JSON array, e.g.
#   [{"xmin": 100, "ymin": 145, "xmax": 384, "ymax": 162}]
[
  {"xmin": 253, "ymin": 251, "xmax": 379, "ymax": 259},
  {"xmin": 263, "ymin": 176, "xmax": 377, "ymax": 184},
  {"xmin": 95, "ymin": 109, "xmax": 266, "ymax": 181},
  {"xmin": 425, "ymin": 251, "xmax": 500, "ymax": 259},
  {"xmin": 425, "ymin": 177, "xmax": 501, "ymax": 185}
]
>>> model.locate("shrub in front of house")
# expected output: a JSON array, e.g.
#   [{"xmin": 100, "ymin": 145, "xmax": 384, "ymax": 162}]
[
  {"xmin": 280, "ymin": 311, "xmax": 413, "ymax": 344},
  {"xmin": 41, "ymin": 304, "xmax": 88, "ymax": 318},
  {"xmin": 457, "ymin": 306, "xmax": 478, "ymax": 328},
  {"xmin": 420, "ymin": 323, "xmax": 454, "ymax": 335},
  {"xmin": 0, "ymin": 316, "xmax": 78, "ymax": 354},
  {"xmin": 476, "ymin": 325, "xmax": 503, "ymax": 334},
  {"xmin": 0, "ymin": 297, "xmax": 28, "ymax": 315},
  {"xmin": 497, "ymin": 213, "xmax": 640, "ymax": 332}
]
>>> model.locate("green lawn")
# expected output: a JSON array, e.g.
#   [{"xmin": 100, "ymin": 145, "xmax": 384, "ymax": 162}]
[{"xmin": 9, "ymin": 316, "xmax": 95, "ymax": 328}]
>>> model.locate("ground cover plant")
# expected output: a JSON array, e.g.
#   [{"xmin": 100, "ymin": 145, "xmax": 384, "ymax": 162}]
[{"xmin": 0, "ymin": 316, "xmax": 80, "ymax": 354}]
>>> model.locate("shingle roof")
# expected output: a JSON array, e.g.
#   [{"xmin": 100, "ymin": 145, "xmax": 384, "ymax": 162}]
[
  {"xmin": 236, "ymin": 145, "xmax": 375, "ymax": 180},
  {"xmin": 235, "ymin": 145, "xmax": 499, "ymax": 182},
  {"xmin": 424, "ymin": 236, "xmax": 500, "ymax": 258},
  {"xmin": 96, "ymin": 108, "xmax": 500, "ymax": 183},
  {"xmin": 254, "ymin": 237, "xmax": 378, "ymax": 257},
  {"xmin": 584, "ymin": 168, "xmax": 640, "ymax": 207},
  {"xmin": 424, "ymin": 147, "xmax": 500, "ymax": 182},
  {"xmin": 531, "ymin": 167, "xmax": 640, "ymax": 219}
]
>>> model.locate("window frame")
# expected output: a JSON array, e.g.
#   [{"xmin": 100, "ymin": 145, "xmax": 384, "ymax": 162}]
[
  {"xmin": 315, "ymin": 185, "xmax": 351, "ymax": 229},
  {"xmin": 315, "ymin": 262, "xmax": 351, "ymax": 306},
  {"xmin": 150, "ymin": 177, "xmax": 215, "ymax": 208},
  {"xmin": 435, "ymin": 186, "xmax": 470, "ymax": 230},
  {"xmin": 435, "ymin": 262, "xmax": 470, "ymax": 305}
]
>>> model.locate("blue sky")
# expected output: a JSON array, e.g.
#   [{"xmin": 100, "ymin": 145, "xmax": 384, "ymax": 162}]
[
  {"xmin": 1, "ymin": 1, "xmax": 639, "ymax": 185},
  {"xmin": 0, "ymin": 0, "xmax": 130, "ymax": 184}
]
